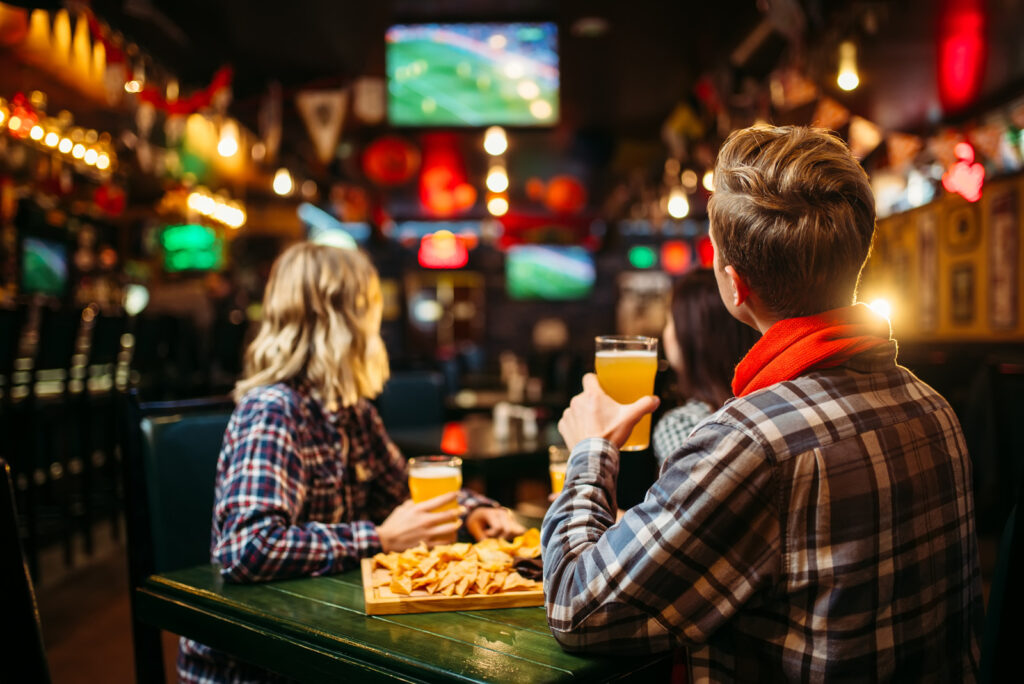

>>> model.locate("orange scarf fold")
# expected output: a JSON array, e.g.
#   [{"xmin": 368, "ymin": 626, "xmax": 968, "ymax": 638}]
[{"xmin": 731, "ymin": 304, "xmax": 891, "ymax": 398}]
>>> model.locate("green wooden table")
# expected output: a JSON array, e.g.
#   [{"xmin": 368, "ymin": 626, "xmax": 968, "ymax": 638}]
[{"xmin": 135, "ymin": 565, "xmax": 671, "ymax": 683}]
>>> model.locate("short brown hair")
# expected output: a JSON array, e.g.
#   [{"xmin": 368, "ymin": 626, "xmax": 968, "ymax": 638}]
[{"xmin": 708, "ymin": 125, "xmax": 875, "ymax": 319}]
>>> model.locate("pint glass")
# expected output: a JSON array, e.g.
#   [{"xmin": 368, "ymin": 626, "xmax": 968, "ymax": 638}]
[
  {"xmin": 595, "ymin": 335, "xmax": 658, "ymax": 451},
  {"xmin": 407, "ymin": 455, "xmax": 462, "ymax": 513}
]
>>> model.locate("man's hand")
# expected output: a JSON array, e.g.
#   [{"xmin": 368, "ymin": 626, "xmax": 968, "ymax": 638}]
[
  {"xmin": 558, "ymin": 373, "xmax": 660, "ymax": 450},
  {"xmin": 465, "ymin": 506, "xmax": 526, "ymax": 541},
  {"xmin": 377, "ymin": 493, "xmax": 464, "ymax": 551}
]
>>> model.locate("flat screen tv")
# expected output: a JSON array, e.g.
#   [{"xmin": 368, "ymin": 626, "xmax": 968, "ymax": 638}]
[
  {"xmin": 21, "ymin": 237, "xmax": 69, "ymax": 296},
  {"xmin": 506, "ymin": 245, "xmax": 594, "ymax": 300},
  {"xmin": 386, "ymin": 22, "xmax": 559, "ymax": 126},
  {"xmin": 161, "ymin": 224, "xmax": 224, "ymax": 272}
]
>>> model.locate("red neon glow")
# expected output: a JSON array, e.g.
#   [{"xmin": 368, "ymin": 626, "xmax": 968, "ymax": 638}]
[
  {"xmin": 440, "ymin": 422, "xmax": 468, "ymax": 455},
  {"xmin": 419, "ymin": 133, "xmax": 476, "ymax": 217},
  {"xmin": 661, "ymin": 240, "xmax": 692, "ymax": 275},
  {"xmin": 942, "ymin": 141, "xmax": 985, "ymax": 202},
  {"xmin": 937, "ymin": 0, "xmax": 987, "ymax": 113},
  {"xmin": 418, "ymin": 230, "xmax": 469, "ymax": 269},
  {"xmin": 696, "ymin": 235, "xmax": 715, "ymax": 267}
]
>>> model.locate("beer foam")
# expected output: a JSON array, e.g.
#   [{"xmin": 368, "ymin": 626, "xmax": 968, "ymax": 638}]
[
  {"xmin": 595, "ymin": 350, "xmax": 657, "ymax": 358},
  {"xmin": 410, "ymin": 465, "xmax": 460, "ymax": 479},
  {"xmin": 549, "ymin": 463, "xmax": 567, "ymax": 473}
]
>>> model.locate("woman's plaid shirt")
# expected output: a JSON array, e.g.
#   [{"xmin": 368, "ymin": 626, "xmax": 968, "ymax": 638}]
[
  {"xmin": 179, "ymin": 381, "xmax": 493, "ymax": 683},
  {"xmin": 542, "ymin": 343, "xmax": 983, "ymax": 682}
]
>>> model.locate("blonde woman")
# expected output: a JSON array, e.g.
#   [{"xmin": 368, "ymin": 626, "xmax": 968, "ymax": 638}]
[{"xmin": 179, "ymin": 243, "xmax": 522, "ymax": 683}]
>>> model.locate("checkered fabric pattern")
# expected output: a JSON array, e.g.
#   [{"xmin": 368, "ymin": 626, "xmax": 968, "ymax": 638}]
[
  {"xmin": 542, "ymin": 342, "xmax": 983, "ymax": 682},
  {"xmin": 652, "ymin": 399, "xmax": 713, "ymax": 468},
  {"xmin": 179, "ymin": 381, "xmax": 494, "ymax": 683}
]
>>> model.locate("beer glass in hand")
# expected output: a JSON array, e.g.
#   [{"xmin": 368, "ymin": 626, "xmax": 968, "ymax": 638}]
[{"xmin": 594, "ymin": 335, "xmax": 659, "ymax": 451}]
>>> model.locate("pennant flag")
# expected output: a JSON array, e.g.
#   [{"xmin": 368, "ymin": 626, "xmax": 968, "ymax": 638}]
[
  {"xmin": 770, "ymin": 68, "xmax": 818, "ymax": 111},
  {"xmin": 353, "ymin": 77, "xmax": 385, "ymax": 124},
  {"xmin": 258, "ymin": 81, "xmax": 283, "ymax": 163},
  {"xmin": 886, "ymin": 131, "xmax": 923, "ymax": 169},
  {"xmin": 968, "ymin": 122, "xmax": 1004, "ymax": 164},
  {"xmin": 811, "ymin": 97, "xmax": 850, "ymax": 131},
  {"xmin": 296, "ymin": 88, "xmax": 348, "ymax": 164},
  {"xmin": 849, "ymin": 116, "xmax": 882, "ymax": 159}
]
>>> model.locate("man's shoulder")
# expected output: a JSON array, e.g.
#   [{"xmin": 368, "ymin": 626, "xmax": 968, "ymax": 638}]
[{"xmin": 698, "ymin": 364, "xmax": 956, "ymax": 458}]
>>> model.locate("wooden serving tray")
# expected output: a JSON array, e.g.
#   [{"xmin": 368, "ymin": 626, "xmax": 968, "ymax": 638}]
[{"xmin": 360, "ymin": 558, "xmax": 544, "ymax": 615}]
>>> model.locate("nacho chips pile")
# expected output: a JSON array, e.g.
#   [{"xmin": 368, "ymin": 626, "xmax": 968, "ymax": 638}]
[{"xmin": 370, "ymin": 528, "xmax": 542, "ymax": 598}]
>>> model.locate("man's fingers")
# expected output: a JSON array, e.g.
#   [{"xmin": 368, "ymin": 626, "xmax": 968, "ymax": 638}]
[
  {"xmin": 624, "ymin": 395, "xmax": 660, "ymax": 422},
  {"xmin": 581, "ymin": 372, "xmax": 602, "ymax": 394},
  {"xmin": 413, "ymin": 491, "xmax": 459, "ymax": 511}
]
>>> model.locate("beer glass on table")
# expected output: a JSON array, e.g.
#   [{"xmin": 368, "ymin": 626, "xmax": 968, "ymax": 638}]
[
  {"xmin": 548, "ymin": 446, "xmax": 569, "ymax": 494},
  {"xmin": 594, "ymin": 335, "xmax": 659, "ymax": 451}
]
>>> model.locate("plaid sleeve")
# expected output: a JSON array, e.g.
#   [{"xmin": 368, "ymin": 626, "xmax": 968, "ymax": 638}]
[
  {"xmin": 213, "ymin": 394, "xmax": 382, "ymax": 583},
  {"xmin": 541, "ymin": 424, "xmax": 780, "ymax": 654}
]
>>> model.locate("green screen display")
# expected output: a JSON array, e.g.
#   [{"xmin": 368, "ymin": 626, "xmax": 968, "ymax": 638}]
[
  {"xmin": 386, "ymin": 23, "xmax": 559, "ymax": 126},
  {"xmin": 21, "ymin": 237, "xmax": 68, "ymax": 296},
  {"xmin": 161, "ymin": 224, "xmax": 224, "ymax": 272}
]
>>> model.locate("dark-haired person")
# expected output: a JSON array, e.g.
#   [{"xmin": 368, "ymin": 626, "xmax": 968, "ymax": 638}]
[
  {"xmin": 653, "ymin": 269, "xmax": 758, "ymax": 467},
  {"xmin": 543, "ymin": 126, "xmax": 982, "ymax": 682}
]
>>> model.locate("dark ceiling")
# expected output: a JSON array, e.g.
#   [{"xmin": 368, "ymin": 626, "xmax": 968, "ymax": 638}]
[{"xmin": 84, "ymin": 0, "xmax": 1024, "ymax": 160}]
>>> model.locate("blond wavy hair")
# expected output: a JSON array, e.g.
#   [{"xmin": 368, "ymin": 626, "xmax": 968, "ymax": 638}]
[{"xmin": 234, "ymin": 242, "xmax": 389, "ymax": 409}]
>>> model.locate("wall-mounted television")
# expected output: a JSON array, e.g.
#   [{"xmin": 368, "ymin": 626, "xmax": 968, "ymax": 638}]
[
  {"xmin": 386, "ymin": 22, "xmax": 559, "ymax": 127},
  {"xmin": 161, "ymin": 224, "xmax": 224, "ymax": 272},
  {"xmin": 299, "ymin": 203, "xmax": 370, "ymax": 249},
  {"xmin": 506, "ymin": 245, "xmax": 594, "ymax": 300},
  {"xmin": 21, "ymin": 237, "xmax": 69, "ymax": 296}
]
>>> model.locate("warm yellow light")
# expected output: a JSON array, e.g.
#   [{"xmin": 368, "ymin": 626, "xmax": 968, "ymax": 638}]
[
  {"xmin": 517, "ymin": 80, "xmax": 540, "ymax": 100},
  {"xmin": 83, "ymin": 148, "xmax": 98, "ymax": 165},
  {"xmin": 486, "ymin": 167, "xmax": 509, "ymax": 193},
  {"xmin": 29, "ymin": 125, "xmax": 44, "ymax": 141},
  {"xmin": 273, "ymin": 167, "xmax": 294, "ymax": 196},
  {"xmin": 44, "ymin": 131, "xmax": 59, "ymax": 147},
  {"xmin": 125, "ymin": 80, "xmax": 141, "ymax": 93},
  {"xmin": 96, "ymin": 154, "xmax": 110, "ymax": 170},
  {"xmin": 483, "ymin": 126, "xmax": 508, "ymax": 156},
  {"xmin": 680, "ymin": 169, "xmax": 698, "ymax": 190},
  {"xmin": 837, "ymin": 41, "xmax": 859, "ymax": 91},
  {"xmin": 868, "ymin": 298, "xmax": 892, "ymax": 320},
  {"xmin": 702, "ymin": 170, "xmax": 714, "ymax": 192},
  {"xmin": 217, "ymin": 120, "xmax": 239, "ymax": 157},
  {"xmin": 9, "ymin": 115, "xmax": 21, "ymax": 131},
  {"xmin": 58, "ymin": 137, "xmax": 73, "ymax": 154},
  {"xmin": 71, "ymin": 143, "xmax": 86, "ymax": 159},
  {"xmin": 667, "ymin": 188, "xmax": 690, "ymax": 219},
  {"xmin": 487, "ymin": 195, "xmax": 509, "ymax": 216},
  {"xmin": 529, "ymin": 99, "xmax": 553, "ymax": 120},
  {"xmin": 0, "ymin": 110, "xmax": 5, "ymax": 126}
]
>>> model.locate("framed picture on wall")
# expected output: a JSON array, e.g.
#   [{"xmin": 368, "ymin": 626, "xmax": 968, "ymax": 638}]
[
  {"xmin": 951, "ymin": 262, "xmax": 976, "ymax": 326},
  {"xmin": 945, "ymin": 205, "xmax": 982, "ymax": 254},
  {"xmin": 917, "ymin": 211, "xmax": 938, "ymax": 332},
  {"xmin": 989, "ymin": 189, "xmax": 1019, "ymax": 330}
]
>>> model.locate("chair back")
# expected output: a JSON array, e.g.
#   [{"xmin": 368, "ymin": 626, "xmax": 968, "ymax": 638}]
[
  {"xmin": 979, "ymin": 479, "xmax": 1024, "ymax": 683},
  {"xmin": 0, "ymin": 459, "xmax": 51, "ymax": 683},
  {"xmin": 120, "ymin": 392, "xmax": 233, "ymax": 684},
  {"xmin": 377, "ymin": 370, "xmax": 446, "ymax": 429}
]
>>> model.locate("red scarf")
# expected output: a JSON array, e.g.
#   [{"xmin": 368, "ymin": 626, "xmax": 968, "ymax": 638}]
[{"xmin": 731, "ymin": 304, "xmax": 891, "ymax": 398}]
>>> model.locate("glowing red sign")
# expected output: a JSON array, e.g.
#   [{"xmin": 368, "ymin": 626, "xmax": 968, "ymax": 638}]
[
  {"xmin": 696, "ymin": 235, "xmax": 715, "ymax": 267},
  {"xmin": 941, "ymin": 142, "xmax": 985, "ymax": 202},
  {"xmin": 937, "ymin": 0, "xmax": 987, "ymax": 112},
  {"xmin": 440, "ymin": 422, "xmax": 468, "ymax": 455},
  {"xmin": 418, "ymin": 230, "xmax": 469, "ymax": 269},
  {"xmin": 660, "ymin": 240, "xmax": 692, "ymax": 275}
]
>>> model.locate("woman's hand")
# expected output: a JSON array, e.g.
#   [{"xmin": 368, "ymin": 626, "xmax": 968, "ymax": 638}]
[
  {"xmin": 376, "ymin": 492, "xmax": 464, "ymax": 552},
  {"xmin": 465, "ymin": 506, "xmax": 526, "ymax": 541}
]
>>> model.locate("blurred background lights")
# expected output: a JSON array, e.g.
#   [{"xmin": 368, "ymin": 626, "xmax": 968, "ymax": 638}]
[
  {"xmin": 868, "ymin": 298, "xmax": 892, "ymax": 320},
  {"xmin": 273, "ymin": 167, "xmax": 294, "ymax": 196},
  {"xmin": 483, "ymin": 126, "xmax": 507, "ymax": 155},
  {"xmin": 486, "ymin": 166, "xmax": 509, "ymax": 192},
  {"xmin": 667, "ymin": 188, "xmax": 690, "ymax": 219}
]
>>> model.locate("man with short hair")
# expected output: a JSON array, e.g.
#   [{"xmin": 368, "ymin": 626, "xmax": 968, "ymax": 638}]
[{"xmin": 543, "ymin": 125, "xmax": 983, "ymax": 682}]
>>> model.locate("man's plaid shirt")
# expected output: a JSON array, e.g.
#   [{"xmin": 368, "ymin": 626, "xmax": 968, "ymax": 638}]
[
  {"xmin": 179, "ymin": 381, "xmax": 494, "ymax": 683},
  {"xmin": 542, "ymin": 342, "xmax": 983, "ymax": 682}
]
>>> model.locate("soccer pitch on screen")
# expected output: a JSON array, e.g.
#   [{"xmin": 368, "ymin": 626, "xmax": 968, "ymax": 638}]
[{"xmin": 386, "ymin": 23, "xmax": 559, "ymax": 127}]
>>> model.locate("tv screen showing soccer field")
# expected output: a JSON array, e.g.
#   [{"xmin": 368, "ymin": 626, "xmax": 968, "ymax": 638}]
[
  {"xmin": 386, "ymin": 22, "xmax": 559, "ymax": 126},
  {"xmin": 506, "ymin": 245, "xmax": 594, "ymax": 300}
]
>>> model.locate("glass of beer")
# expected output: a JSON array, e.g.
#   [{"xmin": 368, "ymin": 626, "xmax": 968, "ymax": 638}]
[
  {"xmin": 595, "ymin": 335, "xmax": 659, "ymax": 451},
  {"xmin": 549, "ymin": 446, "xmax": 569, "ymax": 494},
  {"xmin": 407, "ymin": 456, "xmax": 462, "ymax": 514}
]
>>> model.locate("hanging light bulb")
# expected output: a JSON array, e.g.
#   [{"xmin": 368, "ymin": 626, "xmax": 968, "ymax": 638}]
[
  {"xmin": 702, "ymin": 170, "xmax": 714, "ymax": 192},
  {"xmin": 487, "ymin": 195, "xmax": 509, "ymax": 216},
  {"xmin": 837, "ymin": 41, "xmax": 860, "ymax": 91},
  {"xmin": 483, "ymin": 126, "xmax": 508, "ymax": 155},
  {"xmin": 486, "ymin": 166, "xmax": 509, "ymax": 192},
  {"xmin": 273, "ymin": 167, "xmax": 294, "ymax": 196},
  {"xmin": 217, "ymin": 120, "xmax": 239, "ymax": 157},
  {"xmin": 667, "ymin": 188, "xmax": 689, "ymax": 219}
]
